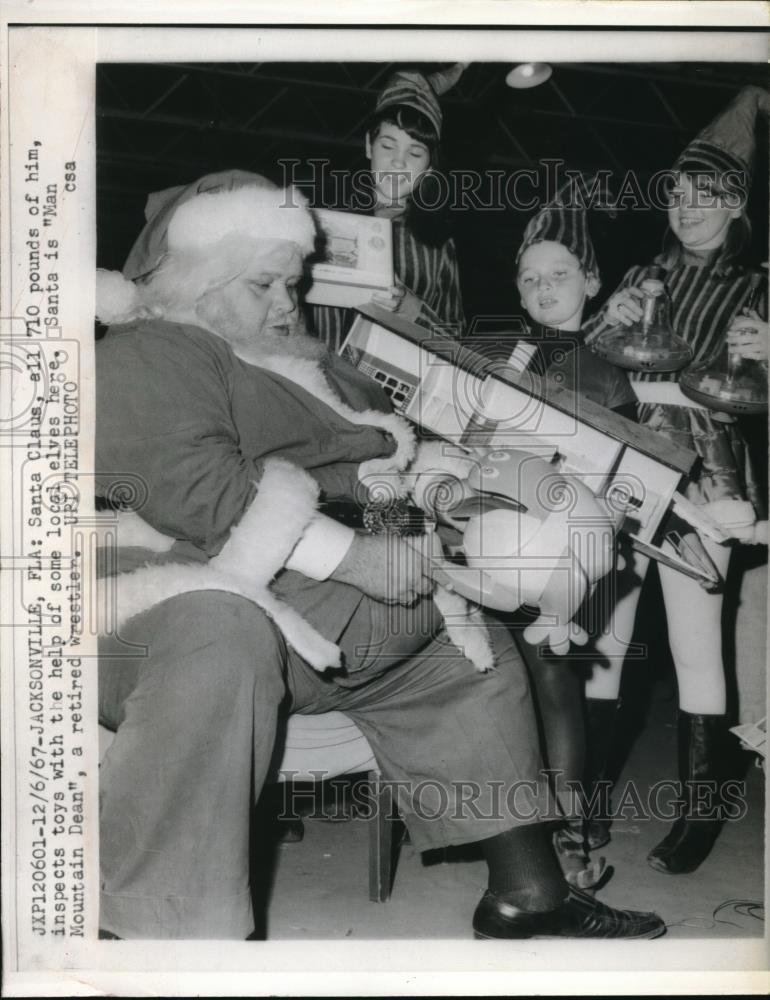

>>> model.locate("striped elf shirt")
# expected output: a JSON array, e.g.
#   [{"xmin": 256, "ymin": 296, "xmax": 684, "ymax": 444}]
[
  {"xmin": 582, "ymin": 261, "xmax": 759, "ymax": 383},
  {"xmin": 310, "ymin": 215, "xmax": 465, "ymax": 354}
]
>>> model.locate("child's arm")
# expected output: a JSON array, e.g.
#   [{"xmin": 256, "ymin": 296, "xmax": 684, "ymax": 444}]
[
  {"xmin": 369, "ymin": 237, "xmax": 465, "ymax": 338},
  {"xmin": 582, "ymin": 265, "xmax": 649, "ymax": 343}
]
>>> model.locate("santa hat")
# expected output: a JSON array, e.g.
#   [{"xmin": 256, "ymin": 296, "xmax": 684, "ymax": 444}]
[
  {"xmin": 373, "ymin": 63, "xmax": 468, "ymax": 139},
  {"xmin": 167, "ymin": 186, "xmax": 316, "ymax": 256},
  {"xmin": 97, "ymin": 170, "xmax": 316, "ymax": 325},
  {"xmin": 516, "ymin": 178, "xmax": 600, "ymax": 279},
  {"xmin": 123, "ymin": 169, "xmax": 315, "ymax": 280},
  {"xmin": 674, "ymin": 85, "xmax": 770, "ymax": 201}
]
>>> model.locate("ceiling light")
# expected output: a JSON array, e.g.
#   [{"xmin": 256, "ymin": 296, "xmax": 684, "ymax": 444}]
[{"xmin": 505, "ymin": 63, "xmax": 553, "ymax": 89}]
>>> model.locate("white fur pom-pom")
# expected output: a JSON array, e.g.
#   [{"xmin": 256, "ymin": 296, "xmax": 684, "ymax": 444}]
[{"xmin": 96, "ymin": 269, "xmax": 142, "ymax": 324}]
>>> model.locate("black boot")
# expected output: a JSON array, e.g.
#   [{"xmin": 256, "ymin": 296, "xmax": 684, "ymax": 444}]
[
  {"xmin": 575, "ymin": 697, "xmax": 621, "ymax": 851},
  {"xmin": 647, "ymin": 711, "xmax": 727, "ymax": 875}
]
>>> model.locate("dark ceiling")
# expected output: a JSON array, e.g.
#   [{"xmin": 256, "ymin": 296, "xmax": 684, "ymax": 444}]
[{"xmin": 97, "ymin": 60, "xmax": 770, "ymax": 322}]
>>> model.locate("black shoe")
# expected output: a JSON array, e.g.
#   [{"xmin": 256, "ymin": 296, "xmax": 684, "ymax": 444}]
[{"xmin": 472, "ymin": 886, "xmax": 666, "ymax": 940}]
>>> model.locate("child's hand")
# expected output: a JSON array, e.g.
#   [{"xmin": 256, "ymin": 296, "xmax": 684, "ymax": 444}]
[
  {"xmin": 726, "ymin": 310, "xmax": 769, "ymax": 361},
  {"xmin": 371, "ymin": 282, "xmax": 422, "ymax": 321},
  {"xmin": 605, "ymin": 286, "xmax": 645, "ymax": 328}
]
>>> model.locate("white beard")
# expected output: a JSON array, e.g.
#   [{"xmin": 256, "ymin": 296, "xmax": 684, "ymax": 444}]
[
  {"xmin": 235, "ymin": 328, "xmax": 330, "ymax": 367},
  {"xmin": 195, "ymin": 296, "xmax": 330, "ymax": 368}
]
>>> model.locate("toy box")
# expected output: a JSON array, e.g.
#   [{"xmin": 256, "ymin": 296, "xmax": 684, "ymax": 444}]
[
  {"xmin": 305, "ymin": 208, "xmax": 394, "ymax": 308},
  {"xmin": 341, "ymin": 304, "xmax": 716, "ymax": 583}
]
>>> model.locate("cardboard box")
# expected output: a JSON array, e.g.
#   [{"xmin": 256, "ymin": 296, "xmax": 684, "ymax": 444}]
[
  {"xmin": 305, "ymin": 208, "xmax": 394, "ymax": 308},
  {"xmin": 341, "ymin": 304, "xmax": 699, "ymax": 555}
]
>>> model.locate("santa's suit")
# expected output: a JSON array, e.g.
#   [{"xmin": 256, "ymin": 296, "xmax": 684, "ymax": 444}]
[{"xmin": 96, "ymin": 318, "xmax": 548, "ymax": 939}]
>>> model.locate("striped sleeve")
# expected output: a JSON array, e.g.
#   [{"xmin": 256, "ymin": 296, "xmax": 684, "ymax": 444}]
[
  {"xmin": 394, "ymin": 224, "xmax": 465, "ymax": 339},
  {"xmin": 309, "ymin": 304, "xmax": 354, "ymax": 355}
]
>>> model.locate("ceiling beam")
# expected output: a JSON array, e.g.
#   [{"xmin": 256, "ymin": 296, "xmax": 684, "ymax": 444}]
[
  {"xmin": 241, "ymin": 86, "xmax": 289, "ymax": 130},
  {"xmin": 99, "ymin": 107, "xmax": 362, "ymax": 148},
  {"xmin": 647, "ymin": 80, "xmax": 684, "ymax": 128},
  {"xmin": 495, "ymin": 115, "xmax": 534, "ymax": 167},
  {"xmin": 557, "ymin": 62, "xmax": 765, "ymax": 90},
  {"xmin": 118, "ymin": 61, "xmax": 471, "ymax": 104},
  {"xmin": 99, "ymin": 98, "xmax": 703, "ymax": 147},
  {"xmin": 98, "ymin": 60, "xmax": 767, "ymax": 107},
  {"xmin": 503, "ymin": 107, "xmax": 693, "ymax": 132}
]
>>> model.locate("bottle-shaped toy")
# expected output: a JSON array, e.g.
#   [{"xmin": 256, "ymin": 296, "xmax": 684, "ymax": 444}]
[
  {"xmin": 592, "ymin": 277, "xmax": 693, "ymax": 372},
  {"xmin": 680, "ymin": 269, "xmax": 768, "ymax": 415}
]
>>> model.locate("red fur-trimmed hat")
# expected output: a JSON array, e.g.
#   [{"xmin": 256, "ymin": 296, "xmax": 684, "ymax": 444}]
[
  {"xmin": 97, "ymin": 170, "xmax": 316, "ymax": 325},
  {"xmin": 123, "ymin": 170, "xmax": 315, "ymax": 280}
]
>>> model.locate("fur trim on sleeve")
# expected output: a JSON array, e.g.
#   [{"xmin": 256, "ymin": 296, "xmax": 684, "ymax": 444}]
[
  {"xmin": 258, "ymin": 355, "xmax": 417, "ymax": 498},
  {"xmin": 433, "ymin": 585, "xmax": 495, "ymax": 673},
  {"xmin": 101, "ymin": 390, "xmax": 495, "ymax": 673},
  {"xmin": 101, "ymin": 458, "xmax": 341, "ymax": 671}
]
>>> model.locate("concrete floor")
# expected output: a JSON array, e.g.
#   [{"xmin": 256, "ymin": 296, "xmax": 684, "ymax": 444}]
[
  {"xmin": 249, "ymin": 553, "xmax": 767, "ymax": 952},
  {"xmin": 257, "ymin": 683, "xmax": 765, "ymax": 942}
]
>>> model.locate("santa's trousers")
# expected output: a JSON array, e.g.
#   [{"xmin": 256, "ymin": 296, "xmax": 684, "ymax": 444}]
[{"xmin": 99, "ymin": 588, "xmax": 547, "ymax": 939}]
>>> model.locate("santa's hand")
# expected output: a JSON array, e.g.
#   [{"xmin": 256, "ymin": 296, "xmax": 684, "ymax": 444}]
[
  {"xmin": 604, "ymin": 286, "xmax": 645, "ymax": 328},
  {"xmin": 522, "ymin": 617, "xmax": 589, "ymax": 655},
  {"xmin": 331, "ymin": 532, "xmax": 433, "ymax": 605},
  {"xmin": 726, "ymin": 311, "xmax": 769, "ymax": 361}
]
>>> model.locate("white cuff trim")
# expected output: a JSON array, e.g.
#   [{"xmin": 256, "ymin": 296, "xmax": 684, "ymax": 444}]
[{"xmin": 285, "ymin": 513, "xmax": 355, "ymax": 580}]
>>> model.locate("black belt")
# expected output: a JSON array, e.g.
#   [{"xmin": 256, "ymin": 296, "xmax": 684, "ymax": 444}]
[{"xmin": 319, "ymin": 497, "xmax": 430, "ymax": 536}]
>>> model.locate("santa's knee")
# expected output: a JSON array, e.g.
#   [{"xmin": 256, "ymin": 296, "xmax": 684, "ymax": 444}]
[{"xmin": 135, "ymin": 590, "xmax": 289, "ymax": 708}]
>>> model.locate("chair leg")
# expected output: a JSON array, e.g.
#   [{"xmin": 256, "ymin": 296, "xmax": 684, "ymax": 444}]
[{"xmin": 367, "ymin": 770, "xmax": 394, "ymax": 902}]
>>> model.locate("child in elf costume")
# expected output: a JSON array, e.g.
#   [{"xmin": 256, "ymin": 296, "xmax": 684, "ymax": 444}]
[
  {"xmin": 581, "ymin": 85, "xmax": 769, "ymax": 875},
  {"xmin": 311, "ymin": 64, "xmax": 467, "ymax": 351},
  {"xmin": 508, "ymin": 192, "xmax": 636, "ymax": 888}
]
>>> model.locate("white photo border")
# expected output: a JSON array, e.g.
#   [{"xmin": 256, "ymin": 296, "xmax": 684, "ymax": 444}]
[{"xmin": 1, "ymin": 3, "xmax": 769, "ymax": 997}]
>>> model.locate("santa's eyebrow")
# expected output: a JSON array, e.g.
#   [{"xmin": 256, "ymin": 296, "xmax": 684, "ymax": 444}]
[{"xmin": 248, "ymin": 271, "xmax": 294, "ymax": 283}]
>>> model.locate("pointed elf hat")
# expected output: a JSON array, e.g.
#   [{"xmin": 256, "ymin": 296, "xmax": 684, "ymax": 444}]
[
  {"xmin": 674, "ymin": 84, "xmax": 770, "ymax": 199},
  {"xmin": 373, "ymin": 63, "xmax": 468, "ymax": 139},
  {"xmin": 516, "ymin": 174, "xmax": 600, "ymax": 279}
]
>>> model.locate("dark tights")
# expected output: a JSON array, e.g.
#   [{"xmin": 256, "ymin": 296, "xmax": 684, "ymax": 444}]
[
  {"xmin": 515, "ymin": 635, "xmax": 586, "ymax": 816},
  {"xmin": 472, "ymin": 622, "xmax": 586, "ymax": 912}
]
